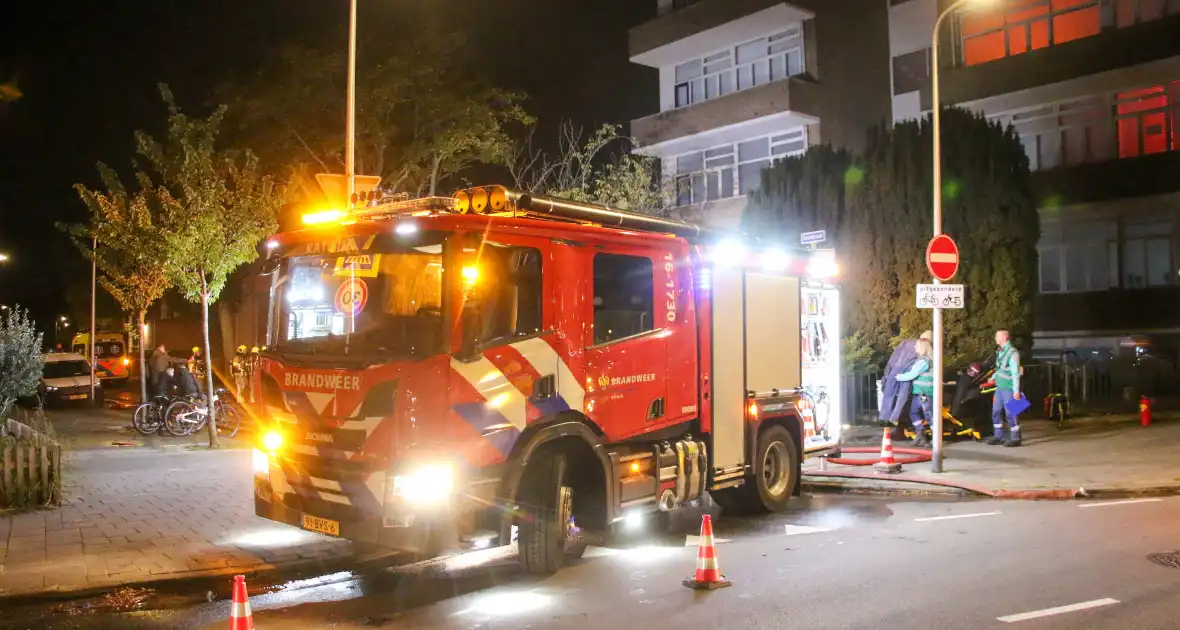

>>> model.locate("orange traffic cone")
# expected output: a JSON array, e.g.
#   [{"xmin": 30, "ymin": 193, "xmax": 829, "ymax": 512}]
[
  {"xmin": 228, "ymin": 574, "xmax": 255, "ymax": 630},
  {"xmin": 683, "ymin": 514, "xmax": 731, "ymax": 590},
  {"xmin": 872, "ymin": 426, "xmax": 902, "ymax": 474}
]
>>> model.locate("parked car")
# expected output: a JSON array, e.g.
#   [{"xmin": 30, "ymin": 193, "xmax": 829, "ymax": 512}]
[{"xmin": 36, "ymin": 352, "xmax": 104, "ymax": 407}]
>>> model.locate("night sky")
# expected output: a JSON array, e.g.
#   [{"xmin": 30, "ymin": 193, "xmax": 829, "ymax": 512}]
[{"xmin": 0, "ymin": 0, "xmax": 656, "ymax": 333}]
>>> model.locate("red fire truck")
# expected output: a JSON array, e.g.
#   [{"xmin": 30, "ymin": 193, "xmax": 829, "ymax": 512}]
[{"xmin": 252, "ymin": 186, "xmax": 842, "ymax": 574}]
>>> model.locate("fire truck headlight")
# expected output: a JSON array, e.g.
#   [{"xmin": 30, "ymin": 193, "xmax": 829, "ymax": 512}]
[
  {"xmin": 393, "ymin": 463, "xmax": 456, "ymax": 505},
  {"xmin": 253, "ymin": 449, "xmax": 270, "ymax": 476},
  {"xmin": 262, "ymin": 429, "xmax": 284, "ymax": 453},
  {"xmin": 122, "ymin": 357, "xmax": 131, "ymax": 366}
]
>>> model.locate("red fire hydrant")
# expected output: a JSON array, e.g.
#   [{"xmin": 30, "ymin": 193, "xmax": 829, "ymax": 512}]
[{"xmin": 1139, "ymin": 395, "xmax": 1152, "ymax": 427}]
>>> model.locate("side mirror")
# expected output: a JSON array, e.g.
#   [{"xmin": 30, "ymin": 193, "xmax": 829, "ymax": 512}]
[{"xmin": 259, "ymin": 257, "xmax": 281, "ymax": 276}]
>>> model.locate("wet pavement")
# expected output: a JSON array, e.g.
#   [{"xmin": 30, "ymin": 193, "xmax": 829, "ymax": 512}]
[{"xmin": 8, "ymin": 492, "xmax": 1180, "ymax": 629}]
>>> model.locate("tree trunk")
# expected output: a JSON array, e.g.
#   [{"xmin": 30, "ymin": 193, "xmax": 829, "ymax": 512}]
[
  {"xmin": 137, "ymin": 309, "xmax": 148, "ymax": 403},
  {"xmin": 200, "ymin": 273, "xmax": 219, "ymax": 449},
  {"xmin": 429, "ymin": 154, "xmax": 442, "ymax": 197}
]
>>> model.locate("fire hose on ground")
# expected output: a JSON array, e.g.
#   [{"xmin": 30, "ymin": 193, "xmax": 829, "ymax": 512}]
[
  {"xmin": 803, "ymin": 447, "xmax": 1081, "ymax": 499},
  {"xmin": 823, "ymin": 445, "xmax": 932, "ymax": 466}
]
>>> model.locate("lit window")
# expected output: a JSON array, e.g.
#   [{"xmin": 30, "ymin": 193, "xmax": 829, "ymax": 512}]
[
  {"xmin": 1116, "ymin": 85, "xmax": 1175, "ymax": 158},
  {"xmin": 959, "ymin": 0, "xmax": 1101, "ymax": 67}
]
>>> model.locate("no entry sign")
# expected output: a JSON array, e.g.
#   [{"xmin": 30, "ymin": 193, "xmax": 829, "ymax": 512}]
[{"xmin": 926, "ymin": 234, "xmax": 960, "ymax": 282}]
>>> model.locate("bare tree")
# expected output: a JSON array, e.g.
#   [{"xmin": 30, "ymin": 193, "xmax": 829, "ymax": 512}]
[{"xmin": 509, "ymin": 122, "xmax": 670, "ymax": 215}]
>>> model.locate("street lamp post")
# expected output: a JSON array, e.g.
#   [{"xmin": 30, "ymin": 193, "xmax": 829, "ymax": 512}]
[
  {"xmin": 55, "ymin": 316, "xmax": 70, "ymax": 348},
  {"xmin": 90, "ymin": 236, "xmax": 98, "ymax": 401},
  {"xmin": 345, "ymin": 0, "xmax": 358, "ymax": 208},
  {"xmin": 930, "ymin": 0, "xmax": 990, "ymax": 473}
]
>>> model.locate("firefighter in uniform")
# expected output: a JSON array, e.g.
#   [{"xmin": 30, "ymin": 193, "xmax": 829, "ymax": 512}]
[
  {"xmin": 987, "ymin": 330, "xmax": 1023, "ymax": 447},
  {"xmin": 188, "ymin": 346, "xmax": 206, "ymax": 383},
  {"xmin": 231, "ymin": 345, "xmax": 248, "ymax": 401},
  {"xmin": 244, "ymin": 346, "xmax": 262, "ymax": 403},
  {"xmin": 895, "ymin": 338, "xmax": 935, "ymax": 447}
]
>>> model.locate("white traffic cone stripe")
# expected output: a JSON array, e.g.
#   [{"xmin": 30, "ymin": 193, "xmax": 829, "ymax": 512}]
[{"xmin": 231, "ymin": 602, "xmax": 251, "ymax": 617}]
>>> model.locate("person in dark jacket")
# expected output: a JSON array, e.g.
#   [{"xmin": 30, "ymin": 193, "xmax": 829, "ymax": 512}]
[
  {"xmin": 880, "ymin": 330, "xmax": 933, "ymax": 425},
  {"xmin": 148, "ymin": 344, "xmax": 171, "ymax": 397},
  {"xmin": 895, "ymin": 339, "xmax": 935, "ymax": 447}
]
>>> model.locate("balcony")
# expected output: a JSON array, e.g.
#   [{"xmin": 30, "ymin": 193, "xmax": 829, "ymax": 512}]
[
  {"xmin": 1032, "ymin": 151, "xmax": 1180, "ymax": 207},
  {"xmin": 630, "ymin": 0, "xmax": 814, "ymax": 68},
  {"xmin": 631, "ymin": 76, "xmax": 821, "ymax": 156},
  {"xmin": 1036, "ymin": 287, "xmax": 1180, "ymax": 333},
  {"xmin": 930, "ymin": 9, "xmax": 1180, "ymax": 108}
]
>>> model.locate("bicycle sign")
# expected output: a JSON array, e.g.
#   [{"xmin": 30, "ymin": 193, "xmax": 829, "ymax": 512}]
[
  {"xmin": 916, "ymin": 283, "xmax": 964, "ymax": 309},
  {"xmin": 335, "ymin": 278, "xmax": 369, "ymax": 315}
]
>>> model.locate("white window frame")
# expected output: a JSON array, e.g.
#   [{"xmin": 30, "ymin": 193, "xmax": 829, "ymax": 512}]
[
  {"xmin": 672, "ymin": 27, "xmax": 804, "ymax": 108},
  {"xmin": 671, "ymin": 128, "xmax": 808, "ymax": 207}
]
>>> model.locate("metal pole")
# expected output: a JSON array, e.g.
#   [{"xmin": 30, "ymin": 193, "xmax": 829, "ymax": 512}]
[
  {"xmin": 929, "ymin": 0, "xmax": 972, "ymax": 473},
  {"xmin": 90, "ymin": 237, "xmax": 97, "ymax": 401},
  {"xmin": 345, "ymin": 0, "xmax": 357, "ymax": 208}
]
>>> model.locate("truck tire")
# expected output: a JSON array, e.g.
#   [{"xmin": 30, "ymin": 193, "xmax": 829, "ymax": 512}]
[
  {"xmin": 517, "ymin": 450, "xmax": 586, "ymax": 574},
  {"xmin": 750, "ymin": 425, "xmax": 799, "ymax": 512},
  {"xmin": 715, "ymin": 424, "xmax": 799, "ymax": 514}
]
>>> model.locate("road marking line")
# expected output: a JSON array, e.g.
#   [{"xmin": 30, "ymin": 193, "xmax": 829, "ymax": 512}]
[
  {"xmin": 782, "ymin": 524, "xmax": 832, "ymax": 536},
  {"xmin": 914, "ymin": 511, "xmax": 1001, "ymax": 522},
  {"xmin": 997, "ymin": 598, "xmax": 1119, "ymax": 623},
  {"xmin": 1078, "ymin": 498, "xmax": 1164, "ymax": 509}
]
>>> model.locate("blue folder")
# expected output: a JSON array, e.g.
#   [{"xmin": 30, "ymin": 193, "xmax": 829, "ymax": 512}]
[{"xmin": 1005, "ymin": 396, "xmax": 1031, "ymax": 417}]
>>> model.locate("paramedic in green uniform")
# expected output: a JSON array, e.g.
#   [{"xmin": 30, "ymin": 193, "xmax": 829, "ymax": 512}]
[{"xmin": 987, "ymin": 330, "xmax": 1023, "ymax": 447}]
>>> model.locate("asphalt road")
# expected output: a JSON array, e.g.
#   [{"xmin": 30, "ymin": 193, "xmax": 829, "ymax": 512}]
[{"xmin": 6, "ymin": 493, "xmax": 1180, "ymax": 629}]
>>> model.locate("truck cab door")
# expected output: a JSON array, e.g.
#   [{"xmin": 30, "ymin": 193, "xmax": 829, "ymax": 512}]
[{"xmin": 583, "ymin": 250, "xmax": 673, "ymax": 441}]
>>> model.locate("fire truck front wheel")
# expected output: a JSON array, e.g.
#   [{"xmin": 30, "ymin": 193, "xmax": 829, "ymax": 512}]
[{"xmin": 517, "ymin": 449, "xmax": 586, "ymax": 574}]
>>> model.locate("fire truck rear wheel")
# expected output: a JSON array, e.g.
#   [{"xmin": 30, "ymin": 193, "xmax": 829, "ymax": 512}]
[
  {"xmin": 752, "ymin": 425, "xmax": 798, "ymax": 512},
  {"xmin": 517, "ymin": 450, "xmax": 586, "ymax": 574},
  {"xmin": 719, "ymin": 425, "xmax": 799, "ymax": 513}
]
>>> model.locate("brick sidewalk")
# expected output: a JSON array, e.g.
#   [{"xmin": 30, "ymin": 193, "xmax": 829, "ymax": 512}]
[
  {"xmin": 0, "ymin": 447, "xmax": 370, "ymax": 597},
  {"xmin": 806, "ymin": 413, "xmax": 1180, "ymax": 496}
]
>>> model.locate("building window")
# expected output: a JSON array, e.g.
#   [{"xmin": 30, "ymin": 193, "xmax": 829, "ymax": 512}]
[
  {"xmin": 1114, "ymin": 0, "xmax": 1180, "ymax": 27},
  {"xmin": 1123, "ymin": 221, "xmax": 1173, "ymax": 288},
  {"xmin": 592, "ymin": 254, "xmax": 654, "ymax": 345},
  {"xmin": 892, "ymin": 48, "xmax": 931, "ymax": 95},
  {"xmin": 477, "ymin": 244, "xmax": 544, "ymax": 343},
  {"xmin": 992, "ymin": 81, "xmax": 1180, "ymax": 171},
  {"xmin": 672, "ymin": 27, "xmax": 804, "ymax": 108},
  {"xmin": 959, "ymin": 0, "xmax": 1101, "ymax": 67},
  {"xmin": 1116, "ymin": 84, "xmax": 1180, "ymax": 157},
  {"xmin": 673, "ymin": 129, "xmax": 807, "ymax": 206},
  {"xmin": 1039, "ymin": 219, "xmax": 1117, "ymax": 293},
  {"xmin": 1039, "ymin": 219, "xmax": 1174, "ymax": 292}
]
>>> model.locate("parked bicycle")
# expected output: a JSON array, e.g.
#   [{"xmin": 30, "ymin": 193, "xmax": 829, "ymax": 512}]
[
  {"xmin": 164, "ymin": 388, "xmax": 241, "ymax": 438},
  {"xmin": 131, "ymin": 395, "xmax": 173, "ymax": 436}
]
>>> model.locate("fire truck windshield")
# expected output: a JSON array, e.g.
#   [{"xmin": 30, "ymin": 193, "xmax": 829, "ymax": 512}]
[{"xmin": 274, "ymin": 232, "xmax": 447, "ymax": 358}]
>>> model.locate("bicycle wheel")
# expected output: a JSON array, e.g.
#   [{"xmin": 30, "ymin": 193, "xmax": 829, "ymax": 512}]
[
  {"xmin": 132, "ymin": 403, "xmax": 163, "ymax": 435},
  {"xmin": 164, "ymin": 400, "xmax": 196, "ymax": 437},
  {"xmin": 215, "ymin": 400, "xmax": 241, "ymax": 438}
]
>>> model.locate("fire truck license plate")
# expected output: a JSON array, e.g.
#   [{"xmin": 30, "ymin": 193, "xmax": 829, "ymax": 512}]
[{"xmin": 301, "ymin": 515, "xmax": 340, "ymax": 536}]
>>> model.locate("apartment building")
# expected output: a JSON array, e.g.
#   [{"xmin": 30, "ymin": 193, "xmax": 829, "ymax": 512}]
[
  {"xmin": 628, "ymin": 0, "xmax": 892, "ymax": 229},
  {"xmin": 890, "ymin": 0, "xmax": 1180, "ymax": 357}
]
